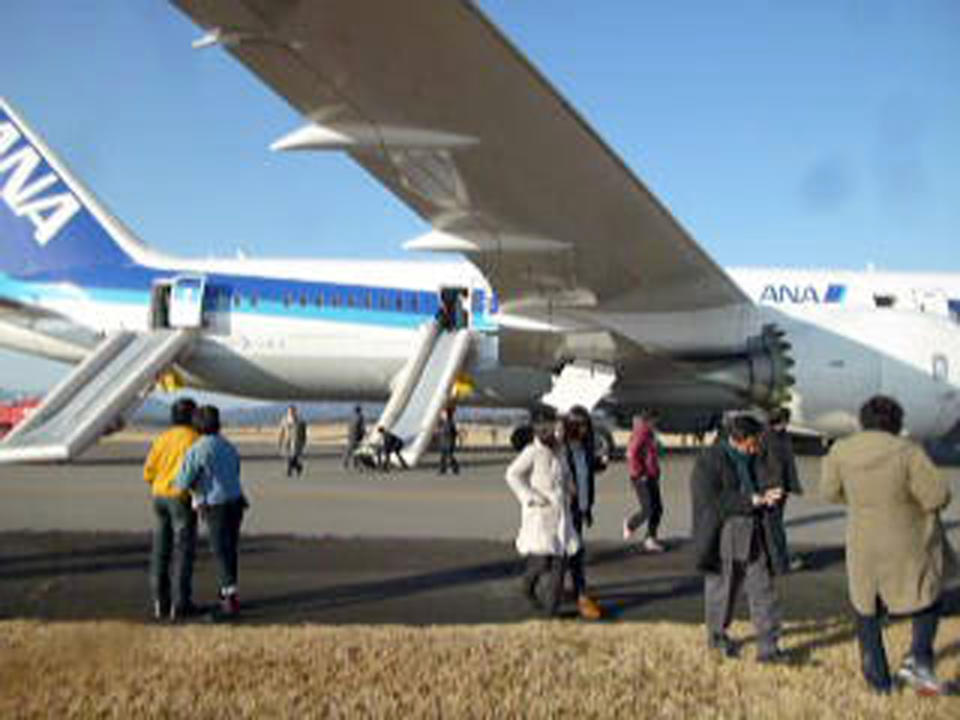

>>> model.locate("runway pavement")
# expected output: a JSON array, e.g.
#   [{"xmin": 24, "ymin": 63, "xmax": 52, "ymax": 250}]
[{"xmin": 1, "ymin": 439, "xmax": 958, "ymax": 625}]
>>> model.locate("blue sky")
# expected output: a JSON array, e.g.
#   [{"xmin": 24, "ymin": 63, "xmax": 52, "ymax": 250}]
[{"xmin": 0, "ymin": 1, "xmax": 957, "ymax": 391}]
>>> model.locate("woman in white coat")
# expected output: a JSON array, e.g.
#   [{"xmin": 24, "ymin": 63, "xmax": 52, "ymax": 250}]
[{"xmin": 505, "ymin": 409, "xmax": 580, "ymax": 617}]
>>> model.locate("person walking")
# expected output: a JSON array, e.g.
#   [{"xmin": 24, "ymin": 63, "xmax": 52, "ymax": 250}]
[
  {"xmin": 438, "ymin": 406, "xmax": 460, "ymax": 475},
  {"xmin": 691, "ymin": 414, "xmax": 787, "ymax": 661},
  {"xmin": 563, "ymin": 405, "xmax": 604, "ymax": 620},
  {"xmin": 176, "ymin": 405, "xmax": 247, "ymax": 620},
  {"xmin": 343, "ymin": 404, "xmax": 366, "ymax": 469},
  {"xmin": 505, "ymin": 407, "xmax": 580, "ymax": 617},
  {"xmin": 822, "ymin": 395, "xmax": 952, "ymax": 695},
  {"xmin": 623, "ymin": 410, "xmax": 665, "ymax": 552},
  {"xmin": 278, "ymin": 404, "xmax": 307, "ymax": 477},
  {"xmin": 143, "ymin": 397, "xmax": 199, "ymax": 621}
]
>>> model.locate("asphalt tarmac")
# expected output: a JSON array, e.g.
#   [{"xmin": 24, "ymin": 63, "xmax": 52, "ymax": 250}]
[{"xmin": 1, "ymin": 439, "xmax": 958, "ymax": 626}]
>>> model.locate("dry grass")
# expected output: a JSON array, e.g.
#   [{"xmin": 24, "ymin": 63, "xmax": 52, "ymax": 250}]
[{"xmin": 0, "ymin": 618, "xmax": 957, "ymax": 719}]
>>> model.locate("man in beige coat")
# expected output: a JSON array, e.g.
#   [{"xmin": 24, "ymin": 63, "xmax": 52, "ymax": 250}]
[{"xmin": 822, "ymin": 395, "xmax": 952, "ymax": 695}]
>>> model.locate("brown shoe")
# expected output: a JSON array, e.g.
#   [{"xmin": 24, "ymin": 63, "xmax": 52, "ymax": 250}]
[{"xmin": 577, "ymin": 595, "xmax": 603, "ymax": 621}]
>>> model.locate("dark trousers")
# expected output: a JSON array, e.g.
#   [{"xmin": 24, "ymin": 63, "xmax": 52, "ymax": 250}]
[
  {"xmin": 377, "ymin": 446, "xmax": 408, "ymax": 470},
  {"xmin": 151, "ymin": 497, "xmax": 197, "ymax": 610},
  {"xmin": 286, "ymin": 455, "xmax": 303, "ymax": 476},
  {"xmin": 522, "ymin": 554, "xmax": 565, "ymax": 617},
  {"xmin": 205, "ymin": 499, "xmax": 245, "ymax": 593},
  {"xmin": 626, "ymin": 475, "xmax": 663, "ymax": 538},
  {"xmin": 439, "ymin": 445, "xmax": 459, "ymax": 474},
  {"xmin": 855, "ymin": 599, "xmax": 941, "ymax": 689},
  {"xmin": 704, "ymin": 552, "xmax": 781, "ymax": 651},
  {"xmin": 568, "ymin": 506, "xmax": 587, "ymax": 597}
]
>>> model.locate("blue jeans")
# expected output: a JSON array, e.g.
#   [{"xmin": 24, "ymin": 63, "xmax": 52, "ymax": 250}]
[
  {"xmin": 855, "ymin": 599, "xmax": 941, "ymax": 689},
  {"xmin": 151, "ymin": 496, "xmax": 197, "ymax": 609},
  {"xmin": 204, "ymin": 499, "xmax": 245, "ymax": 592}
]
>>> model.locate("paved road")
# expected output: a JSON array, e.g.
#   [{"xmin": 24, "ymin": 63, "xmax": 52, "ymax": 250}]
[{"xmin": 0, "ymin": 440, "xmax": 957, "ymax": 625}]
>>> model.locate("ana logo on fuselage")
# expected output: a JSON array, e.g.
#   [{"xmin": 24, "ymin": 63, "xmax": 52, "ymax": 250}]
[
  {"xmin": 759, "ymin": 284, "xmax": 846, "ymax": 305},
  {"xmin": 0, "ymin": 120, "xmax": 80, "ymax": 246}
]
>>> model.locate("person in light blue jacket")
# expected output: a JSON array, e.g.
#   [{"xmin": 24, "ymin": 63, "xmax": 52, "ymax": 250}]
[{"xmin": 175, "ymin": 405, "xmax": 247, "ymax": 618}]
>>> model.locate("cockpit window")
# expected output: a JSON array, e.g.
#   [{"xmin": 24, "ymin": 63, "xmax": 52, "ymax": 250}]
[{"xmin": 873, "ymin": 294, "xmax": 896, "ymax": 309}]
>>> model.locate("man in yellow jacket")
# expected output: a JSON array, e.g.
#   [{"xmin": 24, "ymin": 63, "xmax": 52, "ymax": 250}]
[{"xmin": 144, "ymin": 397, "xmax": 199, "ymax": 621}]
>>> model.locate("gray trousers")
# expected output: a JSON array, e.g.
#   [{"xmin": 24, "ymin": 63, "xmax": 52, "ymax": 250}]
[
  {"xmin": 704, "ymin": 553, "xmax": 781, "ymax": 649},
  {"xmin": 522, "ymin": 554, "xmax": 565, "ymax": 617},
  {"xmin": 151, "ymin": 496, "xmax": 197, "ymax": 609}
]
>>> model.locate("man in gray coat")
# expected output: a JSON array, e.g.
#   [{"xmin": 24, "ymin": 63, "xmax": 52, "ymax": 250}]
[
  {"xmin": 278, "ymin": 405, "xmax": 307, "ymax": 477},
  {"xmin": 822, "ymin": 395, "xmax": 952, "ymax": 695},
  {"xmin": 691, "ymin": 414, "xmax": 787, "ymax": 661}
]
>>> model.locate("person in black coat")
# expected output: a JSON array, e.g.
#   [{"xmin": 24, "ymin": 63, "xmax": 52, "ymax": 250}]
[
  {"xmin": 438, "ymin": 406, "xmax": 460, "ymax": 475},
  {"xmin": 690, "ymin": 414, "xmax": 788, "ymax": 660},
  {"xmin": 376, "ymin": 426, "xmax": 408, "ymax": 471},
  {"xmin": 758, "ymin": 407, "xmax": 803, "ymax": 572},
  {"xmin": 563, "ymin": 405, "xmax": 605, "ymax": 619}
]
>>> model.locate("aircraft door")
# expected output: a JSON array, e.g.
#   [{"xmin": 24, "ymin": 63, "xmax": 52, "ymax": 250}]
[
  {"xmin": 168, "ymin": 275, "xmax": 207, "ymax": 328},
  {"xmin": 438, "ymin": 286, "xmax": 470, "ymax": 330}
]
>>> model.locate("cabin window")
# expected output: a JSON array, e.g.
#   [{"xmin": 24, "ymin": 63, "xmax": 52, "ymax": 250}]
[
  {"xmin": 411, "ymin": 294, "xmax": 419, "ymax": 313},
  {"xmin": 347, "ymin": 293, "xmax": 356, "ymax": 308},
  {"xmin": 933, "ymin": 354, "xmax": 949, "ymax": 382},
  {"xmin": 299, "ymin": 293, "xmax": 307, "ymax": 308},
  {"xmin": 378, "ymin": 292, "xmax": 389, "ymax": 310},
  {"xmin": 250, "ymin": 292, "xmax": 259, "ymax": 308},
  {"xmin": 331, "ymin": 293, "xmax": 341, "ymax": 308},
  {"xmin": 283, "ymin": 292, "xmax": 292, "ymax": 308},
  {"xmin": 364, "ymin": 291, "xmax": 372, "ymax": 309},
  {"xmin": 315, "ymin": 293, "xmax": 324, "ymax": 308},
  {"xmin": 233, "ymin": 293, "xmax": 242, "ymax": 308},
  {"xmin": 395, "ymin": 293, "xmax": 403, "ymax": 311},
  {"xmin": 874, "ymin": 294, "xmax": 896, "ymax": 309}
]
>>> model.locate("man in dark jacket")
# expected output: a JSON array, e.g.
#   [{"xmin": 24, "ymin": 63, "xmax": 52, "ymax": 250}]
[
  {"xmin": 691, "ymin": 414, "xmax": 788, "ymax": 660},
  {"xmin": 438, "ymin": 406, "xmax": 460, "ymax": 475},
  {"xmin": 759, "ymin": 407, "xmax": 803, "ymax": 572},
  {"xmin": 343, "ymin": 405, "xmax": 366, "ymax": 470}
]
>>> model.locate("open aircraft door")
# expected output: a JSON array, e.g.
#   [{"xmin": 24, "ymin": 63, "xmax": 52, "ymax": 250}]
[
  {"xmin": 168, "ymin": 275, "xmax": 207, "ymax": 329},
  {"xmin": 438, "ymin": 286, "xmax": 471, "ymax": 329}
]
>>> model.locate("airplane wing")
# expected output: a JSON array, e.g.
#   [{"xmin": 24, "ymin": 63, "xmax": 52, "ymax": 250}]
[{"xmin": 171, "ymin": 0, "xmax": 749, "ymax": 324}]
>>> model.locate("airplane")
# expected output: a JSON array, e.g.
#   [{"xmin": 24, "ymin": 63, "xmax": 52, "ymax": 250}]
[{"xmin": 0, "ymin": 0, "xmax": 958, "ymax": 464}]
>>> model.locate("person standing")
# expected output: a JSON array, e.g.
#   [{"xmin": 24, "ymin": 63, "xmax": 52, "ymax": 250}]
[
  {"xmin": 176, "ymin": 405, "xmax": 247, "ymax": 620},
  {"xmin": 759, "ymin": 407, "xmax": 804, "ymax": 572},
  {"xmin": 143, "ymin": 397, "xmax": 199, "ymax": 621},
  {"xmin": 343, "ymin": 404, "xmax": 366, "ymax": 469},
  {"xmin": 438, "ymin": 406, "xmax": 460, "ymax": 475},
  {"xmin": 822, "ymin": 395, "xmax": 952, "ymax": 695},
  {"xmin": 563, "ymin": 405, "xmax": 604, "ymax": 620},
  {"xmin": 278, "ymin": 404, "xmax": 307, "ymax": 477},
  {"xmin": 623, "ymin": 410, "xmax": 665, "ymax": 552},
  {"xmin": 505, "ymin": 408, "xmax": 580, "ymax": 617},
  {"xmin": 691, "ymin": 414, "xmax": 786, "ymax": 661}
]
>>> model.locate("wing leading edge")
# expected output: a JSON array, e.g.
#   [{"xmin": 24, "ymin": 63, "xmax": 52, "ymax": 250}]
[{"xmin": 172, "ymin": 0, "xmax": 749, "ymax": 319}]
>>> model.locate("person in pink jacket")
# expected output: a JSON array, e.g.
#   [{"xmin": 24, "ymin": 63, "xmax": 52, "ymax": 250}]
[{"xmin": 623, "ymin": 410, "xmax": 665, "ymax": 552}]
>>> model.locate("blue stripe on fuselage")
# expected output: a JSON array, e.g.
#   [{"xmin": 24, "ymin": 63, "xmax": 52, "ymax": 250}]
[{"xmin": 0, "ymin": 265, "xmax": 496, "ymax": 331}]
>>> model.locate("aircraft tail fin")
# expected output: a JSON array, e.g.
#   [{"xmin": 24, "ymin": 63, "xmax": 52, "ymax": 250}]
[{"xmin": 0, "ymin": 98, "xmax": 148, "ymax": 275}]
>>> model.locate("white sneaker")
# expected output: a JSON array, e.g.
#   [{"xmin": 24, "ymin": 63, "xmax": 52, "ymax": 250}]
[
  {"xmin": 622, "ymin": 518, "xmax": 632, "ymax": 541},
  {"xmin": 642, "ymin": 537, "xmax": 665, "ymax": 553},
  {"xmin": 896, "ymin": 656, "xmax": 945, "ymax": 696}
]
